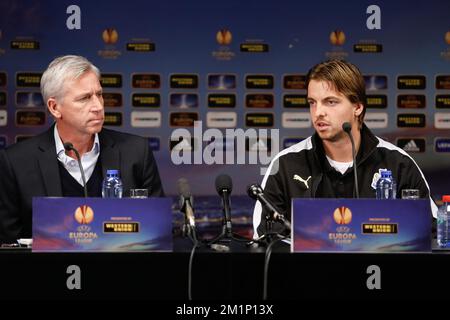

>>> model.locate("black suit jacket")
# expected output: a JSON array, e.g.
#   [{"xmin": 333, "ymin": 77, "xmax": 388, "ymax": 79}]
[{"xmin": 0, "ymin": 126, "xmax": 164, "ymax": 242}]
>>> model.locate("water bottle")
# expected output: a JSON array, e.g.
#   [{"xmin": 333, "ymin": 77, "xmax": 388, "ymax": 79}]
[
  {"xmin": 392, "ymin": 179, "xmax": 397, "ymax": 199},
  {"xmin": 102, "ymin": 169, "xmax": 123, "ymax": 198},
  {"xmin": 437, "ymin": 195, "xmax": 450, "ymax": 248},
  {"xmin": 376, "ymin": 170, "xmax": 395, "ymax": 199}
]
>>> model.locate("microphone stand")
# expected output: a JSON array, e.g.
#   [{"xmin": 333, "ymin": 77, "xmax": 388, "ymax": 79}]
[
  {"xmin": 342, "ymin": 123, "xmax": 359, "ymax": 199},
  {"xmin": 64, "ymin": 143, "xmax": 88, "ymax": 198},
  {"xmin": 222, "ymin": 189, "xmax": 233, "ymax": 239},
  {"xmin": 252, "ymin": 216, "xmax": 288, "ymax": 247},
  {"xmin": 181, "ymin": 197, "xmax": 198, "ymax": 246},
  {"xmin": 208, "ymin": 192, "xmax": 251, "ymax": 247},
  {"xmin": 207, "ymin": 196, "xmax": 251, "ymax": 247},
  {"xmin": 207, "ymin": 224, "xmax": 250, "ymax": 246},
  {"xmin": 349, "ymin": 135, "xmax": 359, "ymax": 199},
  {"xmin": 247, "ymin": 184, "xmax": 291, "ymax": 246}
]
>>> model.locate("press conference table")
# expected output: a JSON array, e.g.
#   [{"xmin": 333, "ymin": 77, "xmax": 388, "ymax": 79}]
[{"xmin": 0, "ymin": 238, "xmax": 449, "ymax": 301}]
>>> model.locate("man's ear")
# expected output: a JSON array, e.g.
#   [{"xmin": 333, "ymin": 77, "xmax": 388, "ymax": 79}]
[
  {"xmin": 354, "ymin": 103, "xmax": 364, "ymax": 117},
  {"xmin": 47, "ymin": 98, "xmax": 61, "ymax": 119}
]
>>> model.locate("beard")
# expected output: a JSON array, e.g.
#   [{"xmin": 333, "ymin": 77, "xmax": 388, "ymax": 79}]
[{"xmin": 316, "ymin": 126, "xmax": 347, "ymax": 142}]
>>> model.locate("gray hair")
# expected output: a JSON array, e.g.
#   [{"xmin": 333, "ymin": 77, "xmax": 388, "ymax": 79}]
[{"xmin": 40, "ymin": 55, "xmax": 101, "ymax": 103}]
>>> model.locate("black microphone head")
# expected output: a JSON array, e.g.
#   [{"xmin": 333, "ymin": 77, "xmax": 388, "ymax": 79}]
[
  {"xmin": 177, "ymin": 178, "xmax": 191, "ymax": 198},
  {"xmin": 342, "ymin": 122, "xmax": 352, "ymax": 133},
  {"xmin": 63, "ymin": 142, "xmax": 74, "ymax": 151},
  {"xmin": 215, "ymin": 174, "xmax": 232, "ymax": 195},
  {"xmin": 247, "ymin": 183, "xmax": 263, "ymax": 200}
]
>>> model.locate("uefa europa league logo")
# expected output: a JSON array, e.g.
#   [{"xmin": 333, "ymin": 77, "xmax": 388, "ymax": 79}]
[
  {"xmin": 74, "ymin": 205, "xmax": 94, "ymax": 224},
  {"xmin": 333, "ymin": 206, "xmax": 352, "ymax": 225}
]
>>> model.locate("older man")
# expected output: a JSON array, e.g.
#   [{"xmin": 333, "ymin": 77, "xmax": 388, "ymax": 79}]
[{"xmin": 0, "ymin": 55, "xmax": 164, "ymax": 242}]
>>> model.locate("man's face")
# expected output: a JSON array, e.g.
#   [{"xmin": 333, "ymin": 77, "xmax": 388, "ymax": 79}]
[
  {"xmin": 307, "ymin": 79, "xmax": 362, "ymax": 142},
  {"xmin": 53, "ymin": 71, "xmax": 104, "ymax": 136}
]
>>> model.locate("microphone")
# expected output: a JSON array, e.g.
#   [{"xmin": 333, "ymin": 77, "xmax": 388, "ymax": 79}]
[
  {"xmin": 215, "ymin": 174, "xmax": 233, "ymax": 238},
  {"xmin": 342, "ymin": 122, "xmax": 359, "ymax": 198},
  {"xmin": 247, "ymin": 184, "xmax": 291, "ymax": 231},
  {"xmin": 177, "ymin": 178, "xmax": 197, "ymax": 243},
  {"xmin": 63, "ymin": 142, "xmax": 88, "ymax": 198}
]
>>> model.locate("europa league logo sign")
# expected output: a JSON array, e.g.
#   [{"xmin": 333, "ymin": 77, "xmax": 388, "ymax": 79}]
[
  {"xmin": 329, "ymin": 30, "xmax": 346, "ymax": 46},
  {"xmin": 445, "ymin": 31, "xmax": 450, "ymax": 45},
  {"xmin": 102, "ymin": 28, "xmax": 119, "ymax": 44},
  {"xmin": 216, "ymin": 29, "xmax": 232, "ymax": 46},
  {"xmin": 333, "ymin": 206, "xmax": 352, "ymax": 225},
  {"xmin": 74, "ymin": 205, "xmax": 94, "ymax": 224}
]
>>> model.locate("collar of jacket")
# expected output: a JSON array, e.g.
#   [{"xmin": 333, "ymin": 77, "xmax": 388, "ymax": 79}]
[
  {"xmin": 311, "ymin": 123, "xmax": 379, "ymax": 170},
  {"xmin": 98, "ymin": 128, "xmax": 120, "ymax": 181},
  {"xmin": 308, "ymin": 123, "xmax": 379, "ymax": 196},
  {"xmin": 36, "ymin": 125, "xmax": 121, "ymax": 196}
]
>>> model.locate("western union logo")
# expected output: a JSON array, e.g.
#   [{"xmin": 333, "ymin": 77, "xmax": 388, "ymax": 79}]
[
  {"xmin": 104, "ymin": 222, "xmax": 139, "ymax": 233},
  {"xmin": 100, "ymin": 74, "xmax": 122, "ymax": 88},
  {"xmin": 126, "ymin": 42, "xmax": 155, "ymax": 52},
  {"xmin": 436, "ymin": 95, "xmax": 450, "ymax": 109},
  {"xmin": 245, "ymin": 75, "xmax": 274, "ymax": 89},
  {"xmin": 353, "ymin": 43, "xmax": 382, "ymax": 53},
  {"xmin": 245, "ymin": 113, "xmax": 274, "ymax": 127},
  {"xmin": 397, "ymin": 75, "xmax": 426, "ymax": 90},
  {"xmin": 132, "ymin": 93, "xmax": 160, "ymax": 107},
  {"xmin": 16, "ymin": 73, "xmax": 42, "ymax": 87},
  {"xmin": 170, "ymin": 74, "xmax": 198, "ymax": 89},
  {"xmin": 397, "ymin": 114, "xmax": 426, "ymax": 128},
  {"xmin": 240, "ymin": 43, "xmax": 269, "ymax": 52},
  {"xmin": 208, "ymin": 94, "xmax": 236, "ymax": 108},
  {"xmin": 362, "ymin": 223, "xmax": 398, "ymax": 234},
  {"xmin": 365, "ymin": 95, "xmax": 387, "ymax": 109},
  {"xmin": 104, "ymin": 112, "xmax": 122, "ymax": 126},
  {"xmin": 283, "ymin": 95, "xmax": 308, "ymax": 108},
  {"xmin": 11, "ymin": 40, "xmax": 40, "ymax": 50}
]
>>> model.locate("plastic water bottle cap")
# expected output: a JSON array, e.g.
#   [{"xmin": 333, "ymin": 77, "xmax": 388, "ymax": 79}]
[
  {"xmin": 381, "ymin": 170, "xmax": 391, "ymax": 178},
  {"xmin": 106, "ymin": 169, "xmax": 119, "ymax": 176},
  {"xmin": 442, "ymin": 195, "xmax": 450, "ymax": 203}
]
